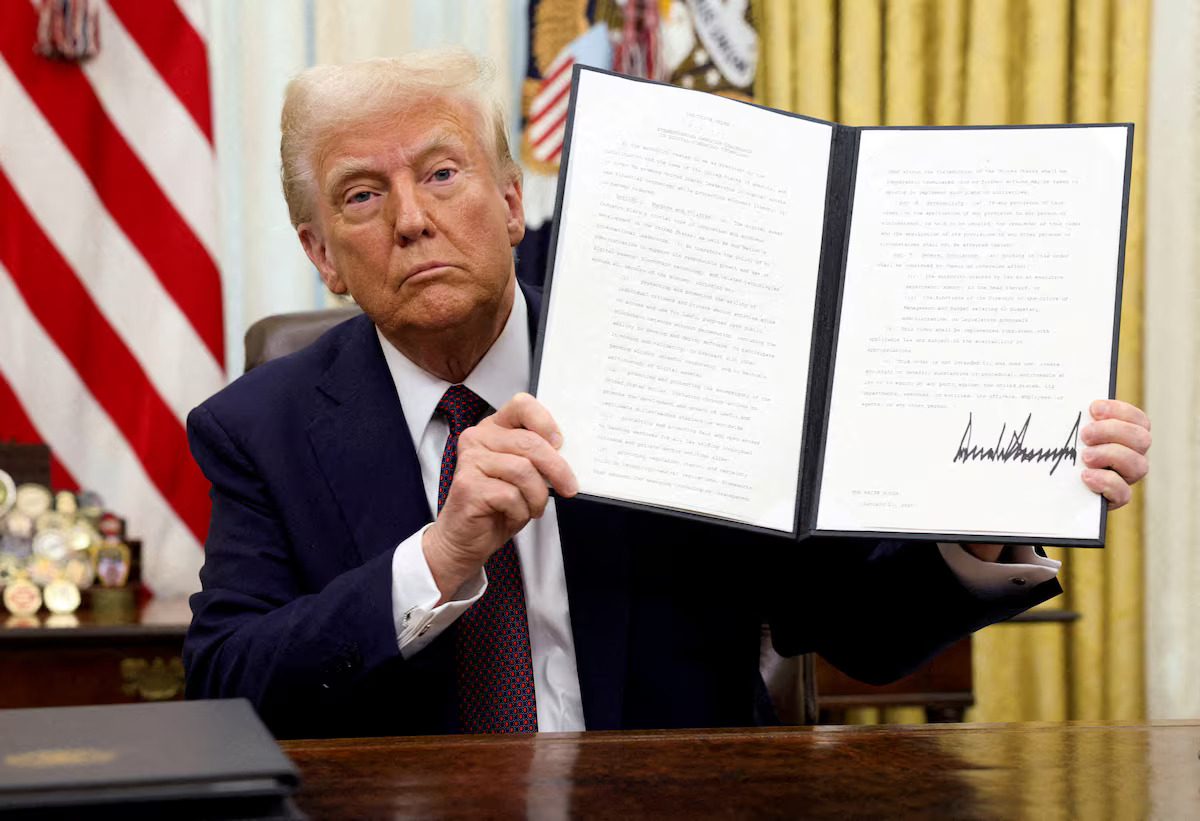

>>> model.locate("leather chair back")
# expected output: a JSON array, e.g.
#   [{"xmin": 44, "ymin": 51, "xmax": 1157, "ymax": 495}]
[{"xmin": 243, "ymin": 306, "xmax": 363, "ymax": 372}]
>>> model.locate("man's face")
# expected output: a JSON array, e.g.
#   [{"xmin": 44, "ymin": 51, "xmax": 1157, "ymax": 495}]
[{"xmin": 298, "ymin": 97, "xmax": 525, "ymax": 346}]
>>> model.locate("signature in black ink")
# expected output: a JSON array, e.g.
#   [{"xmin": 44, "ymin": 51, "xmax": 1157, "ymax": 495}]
[{"xmin": 952, "ymin": 412, "xmax": 1081, "ymax": 476}]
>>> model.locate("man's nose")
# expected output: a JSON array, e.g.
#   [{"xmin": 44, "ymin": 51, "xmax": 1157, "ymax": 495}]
[{"xmin": 388, "ymin": 179, "xmax": 431, "ymax": 245}]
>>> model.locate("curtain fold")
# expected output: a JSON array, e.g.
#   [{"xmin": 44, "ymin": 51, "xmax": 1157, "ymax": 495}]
[{"xmin": 759, "ymin": 0, "xmax": 1150, "ymax": 723}]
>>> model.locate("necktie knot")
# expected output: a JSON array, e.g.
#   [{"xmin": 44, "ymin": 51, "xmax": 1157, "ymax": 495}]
[{"xmin": 437, "ymin": 384, "xmax": 486, "ymax": 436}]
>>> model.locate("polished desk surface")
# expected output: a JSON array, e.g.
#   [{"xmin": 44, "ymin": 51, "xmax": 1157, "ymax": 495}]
[{"xmin": 281, "ymin": 720, "xmax": 1200, "ymax": 819}]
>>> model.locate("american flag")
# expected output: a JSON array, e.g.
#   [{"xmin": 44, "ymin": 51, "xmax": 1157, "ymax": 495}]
[
  {"xmin": 0, "ymin": 0, "xmax": 223, "ymax": 597},
  {"xmin": 527, "ymin": 49, "xmax": 574, "ymax": 165}
]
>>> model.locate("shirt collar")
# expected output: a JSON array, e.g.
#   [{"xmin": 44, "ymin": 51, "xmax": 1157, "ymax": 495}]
[{"xmin": 377, "ymin": 286, "xmax": 531, "ymax": 447}]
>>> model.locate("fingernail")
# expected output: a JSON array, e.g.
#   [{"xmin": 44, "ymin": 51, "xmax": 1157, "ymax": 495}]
[
  {"xmin": 1093, "ymin": 400, "xmax": 1109, "ymax": 417},
  {"xmin": 550, "ymin": 431, "xmax": 563, "ymax": 448},
  {"xmin": 1082, "ymin": 446, "xmax": 1099, "ymax": 464}
]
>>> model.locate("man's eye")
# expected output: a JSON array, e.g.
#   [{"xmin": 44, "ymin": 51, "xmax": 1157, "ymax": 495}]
[
  {"xmin": 348, "ymin": 191, "xmax": 373, "ymax": 204},
  {"xmin": 432, "ymin": 169, "xmax": 454, "ymax": 182}
]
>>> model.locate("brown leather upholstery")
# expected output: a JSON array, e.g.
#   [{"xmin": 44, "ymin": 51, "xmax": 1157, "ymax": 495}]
[
  {"xmin": 761, "ymin": 627, "xmax": 818, "ymax": 725},
  {"xmin": 243, "ymin": 306, "xmax": 364, "ymax": 372}
]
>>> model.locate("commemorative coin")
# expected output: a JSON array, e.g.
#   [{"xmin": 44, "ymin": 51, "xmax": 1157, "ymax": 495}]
[
  {"xmin": 32, "ymin": 529, "xmax": 70, "ymax": 562},
  {"xmin": 3, "ymin": 577, "xmax": 41, "ymax": 616},
  {"xmin": 4, "ymin": 511, "xmax": 34, "ymax": 539},
  {"xmin": 0, "ymin": 552, "xmax": 21, "ymax": 587},
  {"xmin": 29, "ymin": 556, "xmax": 61, "ymax": 587},
  {"xmin": 35, "ymin": 510, "xmax": 71, "ymax": 534},
  {"xmin": 63, "ymin": 553, "xmax": 95, "ymax": 590},
  {"xmin": 0, "ymin": 469, "xmax": 15, "ymax": 517},
  {"xmin": 14, "ymin": 484, "xmax": 52, "ymax": 519},
  {"xmin": 67, "ymin": 521, "xmax": 98, "ymax": 552},
  {"xmin": 43, "ymin": 578, "xmax": 81, "ymax": 615},
  {"xmin": 54, "ymin": 490, "xmax": 78, "ymax": 516}
]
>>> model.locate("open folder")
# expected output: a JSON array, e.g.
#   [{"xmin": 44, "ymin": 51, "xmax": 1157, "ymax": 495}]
[
  {"xmin": 532, "ymin": 66, "xmax": 1132, "ymax": 547},
  {"xmin": 0, "ymin": 699, "xmax": 301, "ymax": 819}
]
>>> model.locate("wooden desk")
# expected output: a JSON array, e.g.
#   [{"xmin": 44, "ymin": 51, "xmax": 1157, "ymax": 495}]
[
  {"xmin": 282, "ymin": 721, "xmax": 1200, "ymax": 819},
  {"xmin": 0, "ymin": 597, "xmax": 190, "ymax": 708}
]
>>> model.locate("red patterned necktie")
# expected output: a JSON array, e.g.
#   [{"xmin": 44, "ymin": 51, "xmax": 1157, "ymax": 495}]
[{"xmin": 436, "ymin": 384, "xmax": 537, "ymax": 733}]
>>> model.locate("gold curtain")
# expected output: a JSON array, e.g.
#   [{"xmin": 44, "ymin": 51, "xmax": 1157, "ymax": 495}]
[{"xmin": 755, "ymin": 0, "xmax": 1150, "ymax": 723}]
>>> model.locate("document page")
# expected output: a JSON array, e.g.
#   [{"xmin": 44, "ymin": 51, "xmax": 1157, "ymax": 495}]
[
  {"xmin": 816, "ymin": 126, "xmax": 1128, "ymax": 539},
  {"xmin": 536, "ymin": 70, "xmax": 833, "ymax": 531}
]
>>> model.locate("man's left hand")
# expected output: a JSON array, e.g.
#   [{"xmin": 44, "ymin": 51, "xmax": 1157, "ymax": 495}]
[{"xmin": 965, "ymin": 398, "xmax": 1152, "ymax": 562}]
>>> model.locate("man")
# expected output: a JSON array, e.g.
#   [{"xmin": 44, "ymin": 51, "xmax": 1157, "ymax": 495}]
[{"xmin": 183, "ymin": 50, "xmax": 1151, "ymax": 739}]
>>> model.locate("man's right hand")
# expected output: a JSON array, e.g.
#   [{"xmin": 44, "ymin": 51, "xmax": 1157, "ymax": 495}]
[{"xmin": 422, "ymin": 392, "xmax": 578, "ymax": 603}]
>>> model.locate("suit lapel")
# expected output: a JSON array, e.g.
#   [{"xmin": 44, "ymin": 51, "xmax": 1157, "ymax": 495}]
[{"xmin": 305, "ymin": 316, "xmax": 432, "ymax": 565}]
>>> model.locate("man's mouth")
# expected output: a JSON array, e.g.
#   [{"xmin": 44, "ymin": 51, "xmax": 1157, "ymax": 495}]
[{"xmin": 403, "ymin": 262, "xmax": 452, "ymax": 283}]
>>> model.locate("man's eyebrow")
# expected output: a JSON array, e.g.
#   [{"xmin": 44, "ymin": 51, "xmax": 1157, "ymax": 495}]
[
  {"xmin": 323, "ymin": 132, "xmax": 468, "ymax": 197},
  {"xmin": 324, "ymin": 158, "xmax": 379, "ymax": 197}
]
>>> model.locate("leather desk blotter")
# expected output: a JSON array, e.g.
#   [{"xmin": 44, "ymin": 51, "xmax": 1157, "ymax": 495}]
[{"xmin": 0, "ymin": 698, "xmax": 301, "ymax": 819}]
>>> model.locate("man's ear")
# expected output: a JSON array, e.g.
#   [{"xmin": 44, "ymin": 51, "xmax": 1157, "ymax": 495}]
[
  {"xmin": 504, "ymin": 178, "xmax": 526, "ymax": 248},
  {"xmin": 298, "ymin": 223, "xmax": 347, "ymax": 295}
]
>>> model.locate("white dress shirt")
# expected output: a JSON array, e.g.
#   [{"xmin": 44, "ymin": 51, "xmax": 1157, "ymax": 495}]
[{"xmin": 379, "ymin": 288, "xmax": 1060, "ymax": 732}]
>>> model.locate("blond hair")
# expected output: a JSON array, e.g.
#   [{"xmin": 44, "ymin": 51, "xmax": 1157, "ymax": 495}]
[{"xmin": 280, "ymin": 48, "xmax": 520, "ymax": 228}]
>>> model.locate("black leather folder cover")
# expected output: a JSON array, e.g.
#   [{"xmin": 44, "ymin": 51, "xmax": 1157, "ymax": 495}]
[{"xmin": 0, "ymin": 699, "xmax": 301, "ymax": 819}]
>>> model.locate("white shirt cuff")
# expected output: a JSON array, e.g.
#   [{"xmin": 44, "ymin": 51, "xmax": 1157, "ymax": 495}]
[
  {"xmin": 937, "ymin": 543, "xmax": 1061, "ymax": 600},
  {"xmin": 391, "ymin": 523, "xmax": 487, "ymax": 657}
]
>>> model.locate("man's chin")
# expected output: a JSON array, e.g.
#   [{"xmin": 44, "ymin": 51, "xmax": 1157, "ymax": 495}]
[{"xmin": 386, "ymin": 287, "xmax": 499, "ymax": 334}]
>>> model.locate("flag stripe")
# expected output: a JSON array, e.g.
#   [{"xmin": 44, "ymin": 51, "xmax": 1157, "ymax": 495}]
[
  {"xmin": 0, "ymin": 169, "xmax": 211, "ymax": 547},
  {"xmin": 530, "ymin": 67, "xmax": 573, "ymax": 118},
  {"xmin": 0, "ymin": 262, "xmax": 205, "ymax": 595},
  {"xmin": 0, "ymin": 371, "xmax": 80, "ymax": 492},
  {"xmin": 173, "ymin": 0, "xmax": 208, "ymax": 43},
  {"xmin": 541, "ymin": 52, "xmax": 573, "ymax": 89},
  {"xmin": 0, "ymin": 4, "xmax": 224, "ymax": 366},
  {"xmin": 84, "ymin": 0, "xmax": 218, "ymax": 259},
  {"xmin": 530, "ymin": 80, "xmax": 571, "ymax": 123},
  {"xmin": 0, "ymin": 55, "xmax": 224, "ymax": 423},
  {"xmin": 529, "ymin": 97, "xmax": 570, "ymax": 144},
  {"xmin": 533, "ymin": 111, "xmax": 569, "ymax": 149},
  {"xmin": 105, "ymin": 0, "xmax": 213, "ymax": 143}
]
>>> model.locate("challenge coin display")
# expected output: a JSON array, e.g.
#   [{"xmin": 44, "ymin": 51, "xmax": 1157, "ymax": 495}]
[{"xmin": 0, "ymin": 469, "xmax": 138, "ymax": 623}]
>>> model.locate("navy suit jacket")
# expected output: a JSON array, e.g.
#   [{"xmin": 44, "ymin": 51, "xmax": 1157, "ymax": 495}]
[{"xmin": 183, "ymin": 283, "xmax": 1059, "ymax": 739}]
